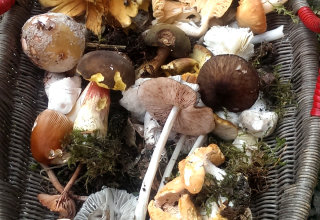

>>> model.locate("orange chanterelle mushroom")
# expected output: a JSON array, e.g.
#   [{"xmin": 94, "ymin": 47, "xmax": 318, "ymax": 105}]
[{"xmin": 39, "ymin": 0, "xmax": 148, "ymax": 35}]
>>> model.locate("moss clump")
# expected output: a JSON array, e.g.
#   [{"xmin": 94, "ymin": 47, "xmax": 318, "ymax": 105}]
[
  {"xmin": 63, "ymin": 130, "xmax": 122, "ymax": 179},
  {"xmin": 273, "ymin": 4, "xmax": 299, "ymax": 23},
  {"xmin": 262, "ymin": 65, "xmax": 295, "ymax": 119},
  {"xmin": 208, "ymin": 135, "xmax": 286, "ymax": 194}
]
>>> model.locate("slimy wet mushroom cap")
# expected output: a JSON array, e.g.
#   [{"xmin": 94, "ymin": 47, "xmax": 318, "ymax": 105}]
[
  {"xmin": 76, "ymin": 50, "xmax": 135, "ymax": 91},
  {"xmin": 197, "ymin": 54, "xmax": 260, "ymax": 112}
]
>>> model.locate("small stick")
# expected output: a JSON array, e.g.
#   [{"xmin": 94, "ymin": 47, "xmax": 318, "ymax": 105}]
[{"xmin": 86, "ymin": 42, "xmax": 126, "ymax": 50}]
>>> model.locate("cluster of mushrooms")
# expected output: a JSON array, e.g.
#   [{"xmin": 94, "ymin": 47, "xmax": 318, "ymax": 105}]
[{"xmin": 21, "ymin": 0, "xmax": 289, "ymax": 219}]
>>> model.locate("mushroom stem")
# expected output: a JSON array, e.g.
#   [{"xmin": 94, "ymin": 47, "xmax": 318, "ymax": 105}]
[
  {"xmin": 56, "ymin": 164, "xmax": 82, "ymax": 208},
  {"xmin": 204, "ymin": 159, "xmax": 226, "ymax": 181},
  {"xmin": 137, "ymin": 47, "xmax": 170, "ymax": 77},
  {"xmin": 40, "ymin": 163, "xmax": 65, "ymax": 193},
  {"xmin": 135, "ymin": 105, "xmax": 180, "ymax": 220},
  {"xmin": 188, "ymin": 135, "xmax": 207, "ymax": 155},
  {"xmin": 251, "ymin": 25, "xmax": 284, "ymax": 44},
  {"xmin": 158, "ymin": 134, "xmax": 186, "ymax": 191},
  {"xmin": 174, "ymin": 19, "xmax": 210, "ymax": 37}
]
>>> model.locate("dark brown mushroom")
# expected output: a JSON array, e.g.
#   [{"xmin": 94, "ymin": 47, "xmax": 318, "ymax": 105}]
[
  {"xmin": 197, "ymin": 54, "xmax": 260, "ymax": 112},
  {"xmin": 76, "ymin": 50, "xmax": 135, "ymax": 91},
  {"xmin": 137, "ymin": 24, "xmax": 191, "ymax": 77}
]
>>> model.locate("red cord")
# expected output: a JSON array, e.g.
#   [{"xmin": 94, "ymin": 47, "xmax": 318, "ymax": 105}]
[
  {"xmin": 310, "ymin": 69, "xmax": 320, "ymax": 116},
  {"xmin": 298, "ymin": 6, "xmax": 320, "ymax": 33}
]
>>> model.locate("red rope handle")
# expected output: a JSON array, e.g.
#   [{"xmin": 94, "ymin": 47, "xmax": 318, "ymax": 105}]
[
  {"xmin": 0, "ymin": 0, "xmax": 15, "ymax": 15},
  {"xmin": 298, "ymin": 6, "xmax": 320, "ymax": 33},
  {"xmin": 310, "ymin": 69, "xmax": 320, "ymax": 116}
]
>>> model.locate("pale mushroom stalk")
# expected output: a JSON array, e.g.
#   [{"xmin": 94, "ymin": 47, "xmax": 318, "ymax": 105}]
[
  {"xmin": 135, "ymin": 105, "xmax": 180, "ymax": 220},
  {"xmin": 188, "ymin": 135, "xmax": 207, "ymax": 155},
  {"xmin": 158, "ymin": 134, "xmax": 187, "ymax": 191},
  {"xmin": 251, "ymin": 25, "xmax": 284, "ymax": 44},
  {"xmin": 204, "ymin": 159, "xmax": 226, "ymax": 181}
]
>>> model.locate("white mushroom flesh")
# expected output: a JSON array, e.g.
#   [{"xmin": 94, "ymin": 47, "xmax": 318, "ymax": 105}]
[{"xmin": 203, "ymin": 26, "xmax": 254, "ymax": 61}]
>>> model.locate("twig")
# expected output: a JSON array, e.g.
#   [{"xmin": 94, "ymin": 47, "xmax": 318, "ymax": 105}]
[{"xmin": 86, "ymin": 42, "xmax": 126, "ymax": 50}]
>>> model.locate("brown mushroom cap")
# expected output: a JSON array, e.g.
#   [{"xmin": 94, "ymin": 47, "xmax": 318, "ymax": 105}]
[
  {"xmin": 76, "ymin": 50, "xmax": 135, "ymax": 91},
  {"xmin": 197, "ymin": 54, "xmax": 259, "ymax": 112},
  {"xmin": 236, "ymin": 0, "xmax": 267, "ymax": 34},
  {"xmin": 143, "ymin": 24, "xmax": 191, "ymax": 58},
  {"xmin": 212, "ymin": 113, "xmax": 238, "ymax": 141},
  {"xmin": 137, "ymin": 77, "xmax": 215, "ymax": 136}
]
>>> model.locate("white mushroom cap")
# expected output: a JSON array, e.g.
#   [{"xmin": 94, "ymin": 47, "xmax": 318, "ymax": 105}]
[
  {"xmin": 44, "ymin": 73, "xmax": 82, "ymax": 115},
  {"xmin": 203, "ymin": 26, "xmax": 254, "ymax": 61}
]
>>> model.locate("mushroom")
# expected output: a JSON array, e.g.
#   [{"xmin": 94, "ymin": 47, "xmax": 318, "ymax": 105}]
[
  {"xmin": 137, "ymin": 24, "xmax": 191, "ymax": 77},
  {"xmin": 30, "ymin": 109, "xmax": 73, "ymax": 165},
  {"xmin": 174, "ymin": 0, "xmax": 233, "ymax": 37},
  {"xmin": 76, "ymin": 50, "xmax": 135, "ymax": 91},
  {"xmin": 189, "ymin": 44, "xmax": 213, "ymax": 69},
  {"xmin": 73, "ymin": 81, "xmax": 111, "ymax": 138},
  {"xmin": 135, "ymin": 77, "xmax": 215, "ymax": 220},
  {"xmin": 44, "ymin": 73, "xmax": 82, "ymax": 115},
  {"xmin": 236, "ymin": 0, "xmax": 267, "ymax": 34},
  {"xmin": 161, "ymin": 58, "xmax": 199, "ymax": 76},
  {"xmin": 239, "ymin": 110, "xmax": 278, "ymax": 138},
  {"xmin": 203, "ymin": 26, "xmax": 254, "ymax": 61},
  {"xmin": 21, "ymin": 12, "xmax": 86, "ymax": 72},
  {"xmin": 197, "ymin": 54, "xmax": 260, "ymax": 112},
  {"xmin": 75, "ymin": 187, "xmax": 137, "ymax": 220},
  {"xmin": 152, "ymin": 0, "xmax": 200, "ymax": 25},
  {"xmin": 119, "ymin": 78, "xmax": 148, "ymax": 122},
  {"xmin": 180, "ymin": 144, "xmax": 225, "ymax": 194},
  {"xmin": 148, "ymin": 194, "xmax": 201, "ymax": 220},
  {"xmin": 38, "ymin": 193, "xmax": 76, "ymax": 219},
  {"xmin": 232, "ymin": 132, "xmax": 258, "ymax": 164},
  {"xmin": 212, "ymin": 113, "xmax": 238, "ymax": 141}
]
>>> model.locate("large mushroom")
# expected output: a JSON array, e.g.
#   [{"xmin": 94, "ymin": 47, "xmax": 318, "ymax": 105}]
[
  {"xmin": 134, "ymin": 77, "xmax": 215, "ymax": 220},
  {"xmin": 197, "ymin": 54, "xmax": 260, "ymax": 112},
  {"xmin": 76, "ymin": 50, "xmax": 135, "ymax": 91},
  {"xmin": 137, "ymin": 24, "xmax": 191, "ymax": 77}
]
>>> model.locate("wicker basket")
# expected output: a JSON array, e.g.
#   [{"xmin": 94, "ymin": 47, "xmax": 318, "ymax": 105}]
[{"xmin": 0, "ymin": 1, "xmax": 319, "ymax": 219}]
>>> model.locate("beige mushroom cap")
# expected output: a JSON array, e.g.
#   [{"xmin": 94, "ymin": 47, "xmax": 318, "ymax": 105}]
[
  {"xmin": 179, "ymin": 194, "xmax": 202, "ymax": 219},
  {"xmin": 155, "ymin": 176, "xmax": 187, "ymax": 207},
  {"xmin": 236, "ymin": 0, "xmax": 267, "ymax": 34},
  {"xmin": 148, "ymin": 200, "xmax": 179, "ymax": 220},
  {"xmin": 180, "ymin": 144, "xmax": 225, "ymax": 194}
]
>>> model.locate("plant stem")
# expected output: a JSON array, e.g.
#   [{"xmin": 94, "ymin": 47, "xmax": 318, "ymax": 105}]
[
  {"xmin": 135, "ymin": 106, "xmax": 180, "ymax": 220},
  {"xmin": 40, "ymin": 163, "xmax": 64, "ymax": 193}
]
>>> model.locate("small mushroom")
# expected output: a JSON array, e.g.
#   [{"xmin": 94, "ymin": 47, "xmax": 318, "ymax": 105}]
[
  {"xmin": 75, "ymin": 187, "xmax": 137, "ymax": 220},
  {"xmin": 197, "ymin": 54, "xmax": 260, "ymax": 112},
  {"xmin": 236, "ymin": 0, "xmax": 267, "ymax": 34},
  {"xmin": 137, "ymin": 24, "xmax": 191, "ymax": 77},
  {"xmin": 30, "ymin": 109, "xmax": 73, "ymax": 165},
  {"xmin": 174, "ymin": 0, "xmax": 233, "ymax": 37},
  {"xmin": 212, "ymin": 113, "xmax": 238, "ymax": 141},
  {"xmin": 21, "ymin": 12, "xmax": 86, "ymax": 72},
  {"xmin": 38, "ymin": 193, "xmax": 76, "ymax": 219},
  {"xmin": 232, "ymin": 132, "xmax": 258, "ymax": 164},
  {"xmin": 44, "ymin": 73, "xmax": 82, "ymax": 115},
  {"xmin": 203, "ymin": 26, "xmax": 254, "ymax": 61},
  {"xmin": 76, "ymin": 50, "xmax": 135, "ymax": 91},
  {"xmin": 161, "ymin": 58, "xmax": 199, "ymax": 76},
  {"xmin": 152, "ymin": 0, "xmax": 200, "ymax": 24},
  {"xmin": 189, "ymin": 44, "xmax": 213, "ymax": 69},
  {"xmin": 239, "ymin": 110, "xmax": 278, "ymax": 138},
  {"xmin": 180, "ymin": 144, "xmax": 225, "ymax": 194}
]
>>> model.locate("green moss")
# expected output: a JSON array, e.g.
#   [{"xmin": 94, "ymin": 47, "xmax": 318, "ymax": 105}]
[
  {"xmin": 273, "ymin": 4, "xmax": 299, "ymax": 24},
  {"xmin": 263, "ymin": 65, "xmax": 295, "ymax": 119},
  {"xmin": 63, "ymin": 130, "xmax": 122, "ymax": 180}
]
